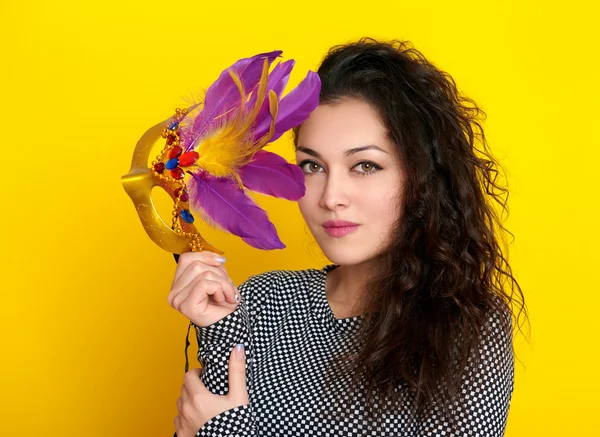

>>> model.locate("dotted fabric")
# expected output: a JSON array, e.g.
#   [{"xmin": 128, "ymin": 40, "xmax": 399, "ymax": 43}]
[{"xmin": 194, "ymin": 265, "xmax": 514, "ymax": 436}]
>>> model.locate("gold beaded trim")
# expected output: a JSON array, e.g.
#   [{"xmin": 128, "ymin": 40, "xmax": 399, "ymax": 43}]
[{"xmin": 150, "ymin": 108, "xmax": 205, "ymax": 252}]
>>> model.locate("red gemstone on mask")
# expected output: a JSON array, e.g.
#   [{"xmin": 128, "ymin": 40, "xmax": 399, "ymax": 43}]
[
  {"xmin": 170, "ymin": 167, "xmax": 184, "ymax": 179},
  {"xmin": 168, "ymin": 146, "xmax": 183, "ymax": 159},
  {"xmin": 166, "ymin": 136, "xmax": 174, "ymax": 145},
  {"xmin": 153, "ymin": 162, "xmax": 165, "ymax": 173},
  {"xmin": 176, "ymin": 188, "xmax": 189, "ymax": 202},
  {"xmin": 179, "ymin": 151, "xmax": 199, "ymax": 167}
]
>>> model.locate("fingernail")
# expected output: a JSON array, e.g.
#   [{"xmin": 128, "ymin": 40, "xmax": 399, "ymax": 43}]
[
  {"xmin": 214, "ymin": 256, "xmax": 226, "ymax": 263},
  {"xmin": 235, "ymin": 292, "xmax": 240, "ymax": 303},
  {"xmin": 235, "ymin": 343, "xmax": 245, "ymax": 360}
]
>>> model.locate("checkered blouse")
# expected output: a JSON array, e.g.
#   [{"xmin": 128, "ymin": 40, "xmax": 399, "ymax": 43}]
[{"xmin": 193, "ymin": 264, "xmax": 514, "ymax": 436}]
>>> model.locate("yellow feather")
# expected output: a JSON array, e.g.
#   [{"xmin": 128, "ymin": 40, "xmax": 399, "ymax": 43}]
[
  {"xmin": 255, "ymin": 90, "xmax": 279, "ymax": 149},
  {"xmin": 225, "ymin": 70, "xmax": 247, "ymax": 128},
  {"xmin": 193, "ymin": 125, "xmax": 252, "ymax": 177},
  {"xmin": 247, "ymin": 58, "xmax": 270, "ymax": 122},
  {"xmin": 194, "ymin": 59, "xmax": 278, "ymax": 183}
]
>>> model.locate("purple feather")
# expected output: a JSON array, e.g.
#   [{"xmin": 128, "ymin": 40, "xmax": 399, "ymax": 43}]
[
  {"xmin": 187, "ymin": 170, "xmax": 285, "ymax": 250},
  {"xmin": 182, "ymin": 50, "xmax": 283, "ymax": 151},
  {"xmin": 252, "ymin": 71, "xmax": 321, "ymax": 143},
  {"xmin": 238, "ymin": 151, "xmax": 305, "ymax": 200},
  {"xmin": 245, "ymin": 59, "xmax": 295, "ymax": 124}
]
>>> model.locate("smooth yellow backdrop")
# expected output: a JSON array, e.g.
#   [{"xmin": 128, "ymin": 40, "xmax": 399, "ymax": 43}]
[{"xmin": 1, "ymin": 0, "xmax": 598, "ymax": 436}]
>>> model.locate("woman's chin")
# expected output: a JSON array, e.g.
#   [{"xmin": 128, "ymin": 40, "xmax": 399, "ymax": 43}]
[
  {"xmin": 316, "ymin": 236, "xmax": 388, "ymax": 268},
  {"xmin": 319, "ymin": 246, "xmax": 373, "ymax": 267}
]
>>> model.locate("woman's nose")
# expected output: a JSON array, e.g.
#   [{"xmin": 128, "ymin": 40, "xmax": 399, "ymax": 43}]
[{"xmin": 319, "ymin": 172, "xmax": 350, "ymax": 210}]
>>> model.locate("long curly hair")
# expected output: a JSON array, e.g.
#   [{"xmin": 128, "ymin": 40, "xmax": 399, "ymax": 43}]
[{"xmin": 292, "ymin": 37, "xmax": 528, "ymax": 430}]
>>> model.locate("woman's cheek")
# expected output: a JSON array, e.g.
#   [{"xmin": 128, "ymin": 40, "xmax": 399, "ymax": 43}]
[
  {"xmin": 299, "ymin": 178, "xmax": 321, "ymax": 206},
  {"xmin": 297, "ymin": 191, "xmax": 316, "ymax": 223}
]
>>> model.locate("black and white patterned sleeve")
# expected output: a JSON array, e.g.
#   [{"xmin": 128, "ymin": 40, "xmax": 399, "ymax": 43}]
[
  {"xmin": 193, "ymin": 271, "xmax": 279, "ymax": 437},
  {"xmin": 196, "ymin": 405, "xmax": 254, "ymax": 437},
  {"xmin": 194, "ymin": 297, "xmax": 252, "ymax": 397},
  {"xmin": 193, "ymin": 289, "xmax": 254, "ymax": 435},
  {"xmin": 418, "ymin": 307, "xmax": 515, "ymax": 436}
]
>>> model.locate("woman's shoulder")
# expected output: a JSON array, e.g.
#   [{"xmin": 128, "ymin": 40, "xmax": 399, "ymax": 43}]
[
  {"xmin": 237, "ymin": 265, "xmax": 328, "ymax": 318},
  {"xmin": 241, "ymin": 265, "xmax": 325, "ymax": 292},
  {"xmin": 485, "ymin": 293, "xmax": 514, "ymax": 341},
  {"xmin": 237, "ymin": 264, "xmax": 332, "ymax": 301}
]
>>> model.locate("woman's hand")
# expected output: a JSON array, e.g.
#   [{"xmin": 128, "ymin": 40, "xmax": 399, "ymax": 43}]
[
  {"xmin": 168, "ymin": 251, "xmax": 240, "ymax": 327},
  {"xmin": 174, "ymin": 344, "xmax": 249, "ymax": 437}
]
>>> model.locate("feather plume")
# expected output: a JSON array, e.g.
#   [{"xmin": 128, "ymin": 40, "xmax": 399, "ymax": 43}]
[
  {"xmin": 172, "ymin": 50, "xmax": 321, "ymax": 250},
  {"xmin": 252, "ymin": 70, "xmax": 321, "ymax": 143},
  {"xmin": 188, "ymin": 170, "xmax": 285, "ymax": 250},
  {"xmin": 245, "ymin": 59, "xmax": 294, "ymax": 123},
  {"xmin": 238, "ymin": 150, "xmax": 305, "ymax": 200},
  {"xmin": 192, "ymin": 60, "xmax": 277, "ymax": 183},
  {"xmin": 181, "ymin": 50, "xmax": 282, "ymax": 151}
]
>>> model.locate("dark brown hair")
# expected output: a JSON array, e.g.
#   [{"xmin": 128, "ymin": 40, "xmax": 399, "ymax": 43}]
[{"xmin": 293, "ymin": 37, "xmax": 528, "ymax": 430}]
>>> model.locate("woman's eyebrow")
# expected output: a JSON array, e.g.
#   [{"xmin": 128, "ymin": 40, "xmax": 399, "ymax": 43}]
[
  {"xmin": 296, "ymin": 146, "xmax": 321, "ymax": 158},
  {"xmin": 345, "ymin": 145, "xmax": 389, "ymax": 156},
  {"xmin": 296, "ymin": 145, "xmax": 389, "ymax": 158}
]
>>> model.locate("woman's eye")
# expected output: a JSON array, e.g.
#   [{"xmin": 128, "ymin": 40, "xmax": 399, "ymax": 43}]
[
  {"xmin": 298, "ymin": 160, "xmax": 382, "ymax": 175},
  {"xmin": 299, "ymin": 161, "xmax": 323, "ymax": 173},
  {"xmin": 353, "ymin": 161, "xmax": 382, "ymax": 175}
]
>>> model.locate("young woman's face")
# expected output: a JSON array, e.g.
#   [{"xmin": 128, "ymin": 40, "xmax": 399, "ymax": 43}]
[{"xmin": 296, "ymin": 97, "xmax": 405, "ymax": 266}]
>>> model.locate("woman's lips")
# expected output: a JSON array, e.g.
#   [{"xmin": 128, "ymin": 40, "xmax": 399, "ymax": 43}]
[{"xmin": 322, "ymin": 223, "xmax": 360, "ymax": 237}]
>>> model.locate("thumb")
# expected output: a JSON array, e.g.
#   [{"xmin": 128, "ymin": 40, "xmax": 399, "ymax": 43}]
[{"xmin": 227, "ymin": 343, "xmax": 248, "ymax": 403}]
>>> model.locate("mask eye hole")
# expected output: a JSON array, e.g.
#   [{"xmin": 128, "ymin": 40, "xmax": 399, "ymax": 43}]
[{"xmin": 151, "ymin": 186, "xmax": 178, "ymax": 226}]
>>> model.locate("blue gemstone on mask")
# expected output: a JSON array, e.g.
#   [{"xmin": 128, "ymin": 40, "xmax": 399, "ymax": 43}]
[
  {"xmin": 168, "ymin": 121, "xmax": 179, "ymax": 130},
  {"xmin": 165, "ymin": 158, "xmax": 179, "ymax": 170},
  {"xmin": 180, "ymin": 209, "xmax": 194, "ymax": 223}
]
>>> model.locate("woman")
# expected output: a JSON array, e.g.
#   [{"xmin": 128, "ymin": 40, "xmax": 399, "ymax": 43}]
[{"xmin": 167, "ymin": 37, "xmax": 527, "ymax": 436}]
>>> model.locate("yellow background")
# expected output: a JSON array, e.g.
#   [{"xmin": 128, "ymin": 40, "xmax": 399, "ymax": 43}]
[{"xmin": 1, "ymin": 0, "xmax": 598, "ymax": 435}]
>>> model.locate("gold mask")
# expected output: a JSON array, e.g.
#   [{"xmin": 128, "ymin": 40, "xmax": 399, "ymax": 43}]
[{"xmin": 121, "ymin": 107, "xmax": 224, "ymax": 256}]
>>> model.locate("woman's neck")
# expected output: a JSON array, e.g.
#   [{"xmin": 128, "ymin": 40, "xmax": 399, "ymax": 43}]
[{"xmin": 326, "ymin": 260, "xmax": 375, "ymax": 317}]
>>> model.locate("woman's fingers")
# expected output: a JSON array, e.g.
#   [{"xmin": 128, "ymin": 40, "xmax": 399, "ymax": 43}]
[
  {"xmin": 168, "ymin": 250, "xmax": 240, "ymax": 327},
  {"xmin": 181, "ymin": 383, "xmax": 189, "ymax": 403},
  {"xmin": 173, "ymin": 278, "xmax": 238, "ymax": 318},
  {"xmin": 169, "ymin": 267, "xmax": 237, "ymax": 307},
  {"xmin": 173, "ymin": 251, "xmax": 227, "ymax": 283},
  {"xmin": 206, "ymin": 281, "xmax": 226, "ymax": 303},
  {"xmin": 198, "ymin": 272, "xmax": 237, "ymax": 304},
  {"xmin": 171, "ymin": 263, "xmax": 229, "ymax": 296},
  {"xmin": 226, "ymin": 344, "xmax": 249, "ymax": 404},
  {"xmin": 171, "ymin": 265, "xmax": 213, "ymax": 295},
  {"xmin": 171, "ymin": 277, "xmax": 216, "ymax": 311}
]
